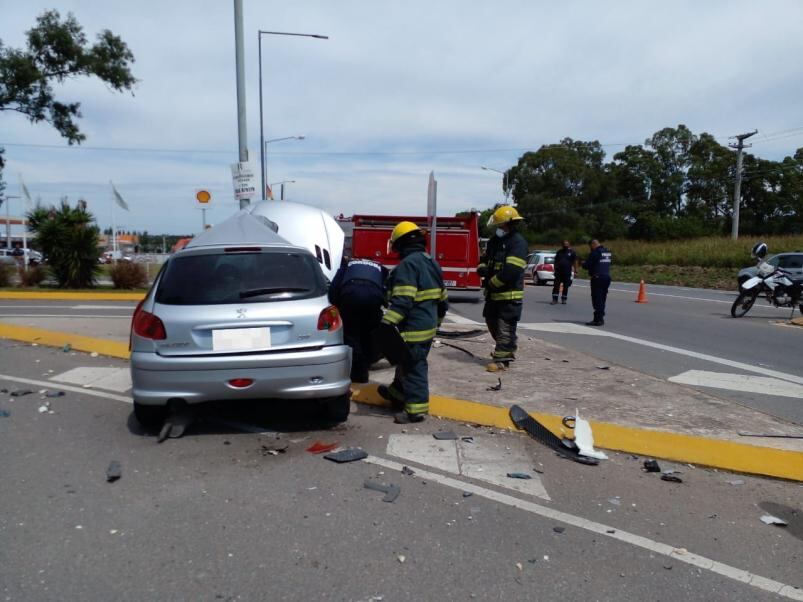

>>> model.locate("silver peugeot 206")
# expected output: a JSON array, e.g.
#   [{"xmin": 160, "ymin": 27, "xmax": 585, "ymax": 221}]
[{"xmin": 129, "ymin": 211, "xmax": 352, "ymax": 427}]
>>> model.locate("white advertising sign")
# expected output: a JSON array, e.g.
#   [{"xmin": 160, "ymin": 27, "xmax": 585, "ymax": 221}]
[{"xmin": 231, "ymin": 162, "xmax": 257, "ymax": 201}]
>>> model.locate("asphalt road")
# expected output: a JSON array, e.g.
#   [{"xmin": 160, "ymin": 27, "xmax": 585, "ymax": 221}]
[
  {"xmin": 448, "ymin": 280, "xmax": 803, "ymax": 426},
  {"xmin": 1, "ymin": 340, "xmax": 801, "ymax": 601}
]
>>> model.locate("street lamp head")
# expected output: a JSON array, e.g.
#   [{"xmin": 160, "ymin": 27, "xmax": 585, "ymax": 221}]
[{"xmin": 297, "ymin": 135, "xmax": 306, "ymax": 140}]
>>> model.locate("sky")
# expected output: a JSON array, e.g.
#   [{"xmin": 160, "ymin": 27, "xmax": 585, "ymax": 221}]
[{"xmin": 2, "ymin": 0, "xmax": 803, "ymax": 235}]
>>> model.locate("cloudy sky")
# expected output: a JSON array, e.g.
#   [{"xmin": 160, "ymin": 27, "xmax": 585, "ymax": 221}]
[{"xmin": 2, "ymin": 0, "xmax": 803, "ymax": 235}]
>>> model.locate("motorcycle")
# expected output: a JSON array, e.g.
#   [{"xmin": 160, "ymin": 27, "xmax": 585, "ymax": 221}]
[{"xmin": 731, "ymin": 242, "xmax": 803, "ymax": 318}]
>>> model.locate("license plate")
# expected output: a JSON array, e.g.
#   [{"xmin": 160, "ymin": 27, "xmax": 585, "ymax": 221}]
[
  {"xmin": 212, "ymin": 327, "xmax": 271, "ymax": 351},
  {"xmin": 444, "ymin": 280, "xmax": 457, "ymax": 287}
]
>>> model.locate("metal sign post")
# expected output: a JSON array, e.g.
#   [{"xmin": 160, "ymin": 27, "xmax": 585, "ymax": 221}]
[
  {"xmin": 196, "ymin": 189, "xmax": 212, "ymax": 230},
  {"xmin": 427, "ymin": 171, "xmax": 438, "ymax": 259}
]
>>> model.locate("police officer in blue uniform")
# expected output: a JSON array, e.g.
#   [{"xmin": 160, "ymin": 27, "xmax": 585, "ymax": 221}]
[
  {"xmin": 329, "ymin": 256, "xmax": 388, "ymax": 383},
  {"xmin": 581, "ymin": 239, "xmax": 612, "ymax": 326}
]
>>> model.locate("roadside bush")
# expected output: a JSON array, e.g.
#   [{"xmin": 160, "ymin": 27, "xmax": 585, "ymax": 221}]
[
  {"xmin": 110, "ymin": 261, "xmax": 148, "ymax": 289},
  {"xmin": 0, "ymin": 264, "xmax": 11, "ymax": 287},
  {"xmin": 18, "ymin": 265, "xmax": 47, "ymax": 287}
]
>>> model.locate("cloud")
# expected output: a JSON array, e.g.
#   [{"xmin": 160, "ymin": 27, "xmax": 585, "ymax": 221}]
[{"xmin": 2, "ymin": 0, "xmax": 803, "ymax": 233}]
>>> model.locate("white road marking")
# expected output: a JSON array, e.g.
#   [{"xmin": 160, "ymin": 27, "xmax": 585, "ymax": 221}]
[
  {"xmin": 668, "ymin": 370, "xmax": 803, "ymax": 398},
  {"xmin": 71, "ymin": 305, "xmax": 137, "ymax": 310},
  {"xmin": 0, "ymin": 373, "xmax": 132, "ymax": 403},
  {"xmin": 50, "ymin": 367, "xmax": 132, "ymax": 392},
  {"xmin": 386, "ymin": 434, "xmax": 550, "ymax": 500},
  {"xmin": 365, "ymin": 455, "xmax": 803, "ymax": 601},
  {"xmin": 444, "ymin": 313, "xmax": 483, "ymax": 325},
  {"xmin": 448, "ymin": 314, "xmax": 803, "ymax": 387}
]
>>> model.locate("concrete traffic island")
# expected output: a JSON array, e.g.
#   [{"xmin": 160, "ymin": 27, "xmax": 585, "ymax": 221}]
[{"xmin": 354, "ymin": 325, "xmax": 803, "ymax": 481}]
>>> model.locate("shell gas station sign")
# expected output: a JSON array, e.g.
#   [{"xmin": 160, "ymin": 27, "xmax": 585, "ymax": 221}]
[{"xmin": 195, "ymin": 189, "xmax": 212, "ymax": 206}]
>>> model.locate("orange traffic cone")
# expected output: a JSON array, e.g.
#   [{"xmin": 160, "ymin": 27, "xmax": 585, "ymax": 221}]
[{"xmin": 635, "ymin": 279, "xmax": 648, "ymax": 303}]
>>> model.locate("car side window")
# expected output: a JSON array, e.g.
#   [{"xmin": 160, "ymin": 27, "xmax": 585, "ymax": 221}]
[
  {"xmin": 767, "ymin": 256, "xmax": 780, "ymax": 267},
  {"xmin": 781, "ymin": 255, "xmax": 803, "ymax": 269}
]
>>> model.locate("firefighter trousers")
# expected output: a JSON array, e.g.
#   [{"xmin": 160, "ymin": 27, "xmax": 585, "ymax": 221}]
[
  {"xmin": 389, "ymin": 341, "xmax": 432, "ymax": 415},
  {"xmin": 483, "ymin": 300, "xmax": 522, "ymax": 361}
]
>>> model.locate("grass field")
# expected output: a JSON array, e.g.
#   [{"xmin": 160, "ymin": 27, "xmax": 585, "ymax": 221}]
[{"xmin": 528, "ymin": 234, "xmax": 803, "ymax": 289}]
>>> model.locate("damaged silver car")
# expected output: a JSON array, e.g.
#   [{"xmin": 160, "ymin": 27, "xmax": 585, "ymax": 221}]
[{"xmin": 129, "ymin": 210, "xmax": 352, "ymax": 427}]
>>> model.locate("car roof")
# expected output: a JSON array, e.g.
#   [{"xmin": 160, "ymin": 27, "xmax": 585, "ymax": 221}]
[{"xmin": 183, "ymin": 211, "xmax": 299, "ymax": 251}]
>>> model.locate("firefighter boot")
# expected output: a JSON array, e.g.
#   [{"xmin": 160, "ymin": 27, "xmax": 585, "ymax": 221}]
[
  {"xmin": 378, "ymin": 384, "xmax": 405, "ymax": 410},
  {"xmin": 394, "ymin": 411, "xmax": 425, "ymax": 424}
]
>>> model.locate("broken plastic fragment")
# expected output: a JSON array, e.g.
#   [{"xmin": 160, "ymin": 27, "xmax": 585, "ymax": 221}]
[
  {"xmin": 571, "ymin": 409, "xmax": 608, "ymax": 460},
  {"xmin": 596, "ymin": 365, "xmax": 610, "ymax": 370},
  {"xmin": 661, "ymin": 474, "xmax": 683, "ymax": 483},
  {"xmin": 433, "ymin": 430, "xmax": 458, "ymax": 441},
  {"xmin": 364, "ymin": 479, "xmax": 400, "ymax": 502},
  {"xmin": 306, "ymin": 441, "xmax": 338, "ymax": 454},
  {"xmin": 506, "ymin": 472, "xmax": 532, "ymax": 480},
  {"xmin": 0, "ymin": 410, "xmax": 10, "ymax": 417},
  {"xmin": 462, "ymin": 491, "xmax": 473, "ymax": 498},
  {"xmin": 727, "ymin": 479, "xmax": 745, "ymax": 486},
  {"xmin": 760, "ymin": 515, "xmax": 788, "ymax": 526},
  {"xmin": 10, "ymin": 389, "xmax": 33, "ymax": 397},
  {"xmin": 106, "ymin": 461, "xmax": 122, "ymax": 483},
  {"xmin": 62, "ymin": 344, "xmax": 71, "ymax": 352},
  {"xmin": 643, "ymin": 459, "xmax": 661, "ymax": 473},
  {"xmin": 553, "ymin": 526, "xmax": 565, "ymax": 534},
  {"xmin": 37, "ymin": 403, "xmax": 50, "ymax": 413},
  {"xmin": 401, "ymin": 466, "xmax": 415, "ymax": 476},
  {"xmin": 45, "ymin": 391, "xmax": 65, "ymax": 398},
  {"xmin": 397, "ymin": 555, "xmax": 406, "ymax": 563},
  {"xmin": 324, "ymin": 448, "xmax": 368, "ymax": 463}
]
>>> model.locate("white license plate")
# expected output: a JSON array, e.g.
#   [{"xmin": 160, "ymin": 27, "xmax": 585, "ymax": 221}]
[
  {"xmin": 444, "ymin": 280, "xmax": 457, "ymax": 287},
  {"xmin": 212, "ymin": 327, "xmax": 271, "ymax": 351}
]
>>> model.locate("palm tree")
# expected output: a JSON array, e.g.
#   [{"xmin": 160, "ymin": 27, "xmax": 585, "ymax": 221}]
[{"xmin": 27, "ymin": 199, "xmax": 101, "ymax": 288}]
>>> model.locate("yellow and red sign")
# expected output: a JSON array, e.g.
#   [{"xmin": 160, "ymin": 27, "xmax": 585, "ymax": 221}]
[{"xmin": 195, "ymin": 189, "xmax": 212, "ymax": 205}]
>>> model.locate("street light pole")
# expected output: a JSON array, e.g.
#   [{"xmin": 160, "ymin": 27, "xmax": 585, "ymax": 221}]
[
  {"xmin": 233, "ymin": 0, "xmax": 249, "ymax": 209},
  {"xmin": 2, "ymin": 195, "xmax": 21, "ymax": 249},
  {"xmin": 269, "ymin": 180, "xmax": 296, "ymax": 201},
  {"xmin": 263, "ymin": 136, "xmax": 304, "ymax": 198},
  {"xmin": 258, "ymin": 29, "xmax": 327, "ymax": 201},
  {"xmin": 481, "ymin": 166, "xmax": 509, "ymax": 202}
]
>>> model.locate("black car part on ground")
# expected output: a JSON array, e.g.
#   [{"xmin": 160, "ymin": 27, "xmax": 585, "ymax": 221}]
[
  {"xmin": 509, "ymin": 404, "xmax": 599, "ymax": 466},
  {"xmin": 371, "ymin": 322, "xmax": 413, "ymax": 367}
]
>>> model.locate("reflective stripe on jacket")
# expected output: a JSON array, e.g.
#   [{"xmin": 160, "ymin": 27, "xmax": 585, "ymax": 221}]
[{"xmin": 481, "ymin": 231, "xmax": 528, "ymax": 302}]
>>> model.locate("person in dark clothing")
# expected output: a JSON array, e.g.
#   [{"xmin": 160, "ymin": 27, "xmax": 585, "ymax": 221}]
[
  {"xmin": 581, "ymin": 239, "xmax": 612, "ymax": 326},
  {"xmin": 551, "ymin": 240, "xmax": 577, "ymax": 305},
  {"xmin": 329, "ymin": 256, "xmax": 388, "ymax": 383},
  {"xmin": 377, "ymin": 221, "xmax": 448, "ymax": 424},
  {"xmin": 478, "ymin": 205, "xmax": 528, "ymax": 372}
]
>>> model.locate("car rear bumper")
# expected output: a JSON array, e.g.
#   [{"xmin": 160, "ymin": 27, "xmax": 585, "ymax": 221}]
[{"xmin": 131, "ymin": 344, "xmax": 352, "ymax": 405}]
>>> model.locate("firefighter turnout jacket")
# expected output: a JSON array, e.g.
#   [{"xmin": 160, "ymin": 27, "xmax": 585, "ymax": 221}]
[
  {"xmin": 479, "ymin": 231, "xmax": 528, "ymax": 302},
  {"xmin": 382, "ymin": 242, "xmax": 449, "ymax": 343}
]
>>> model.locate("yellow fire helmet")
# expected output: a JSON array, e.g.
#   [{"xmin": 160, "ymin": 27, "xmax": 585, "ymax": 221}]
[
  {"xmin": 388, "ymin": 221, "xmax": 422, "ymax": 253},
  {"xmin": 487, "ymin": 205, "xmax": 524, "ymax": 227}
]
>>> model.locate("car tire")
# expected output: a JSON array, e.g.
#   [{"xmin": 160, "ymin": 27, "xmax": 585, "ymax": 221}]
[
  {"xmin": 534, "ymin": 274, "xmax": 542, "ymax": 286},
  {"xmin": 321, "ymin": 393, "xmax": 351, "ymax": 423},
  {"xmin": 133, "ymin": 401, "xmax": 167, "ymax": 428}
]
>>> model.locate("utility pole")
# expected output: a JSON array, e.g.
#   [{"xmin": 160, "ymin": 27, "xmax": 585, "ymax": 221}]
[
  {"xmin": 233, "ymin": 0, "xmax": 250, "ymax": 209},
  {"xmin": 729, "ymin": 130, "xmax": 758, "ymax": 240}
]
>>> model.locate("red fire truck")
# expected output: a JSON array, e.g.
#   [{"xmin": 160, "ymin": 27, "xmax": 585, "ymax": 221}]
[{"xmin": 348, "ymin": 212, "xmax": 482, "ymax": 290}]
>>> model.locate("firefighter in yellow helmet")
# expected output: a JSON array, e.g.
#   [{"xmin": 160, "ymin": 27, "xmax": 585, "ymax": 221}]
[
  {"xmin": 477, "ymin": 205, "xmax": 528, "ymax": 372},
  {"xmin": 377, "ymin": 221, "xmax": 448, "ymax": 423}
]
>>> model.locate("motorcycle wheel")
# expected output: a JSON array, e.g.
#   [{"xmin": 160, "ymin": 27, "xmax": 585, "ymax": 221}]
[{"xmin": 731, "ymin": 290, "xmax": 758, "ymax": 318}]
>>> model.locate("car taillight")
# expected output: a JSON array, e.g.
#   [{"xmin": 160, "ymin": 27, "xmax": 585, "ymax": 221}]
[
  {"xmin": 228, "ymin": 378, "xmax": 254, "ymax": 388},
  {"xmin": 317, "ymin": 305, "xmax": 342, "ymax": 331},
  {"xmin": 132, "ymin": 307, "xmax": 167, "ymax": 340},
  {"xmin": 536, "ymin": 263, "xmax": 554, "ymax": 272}
]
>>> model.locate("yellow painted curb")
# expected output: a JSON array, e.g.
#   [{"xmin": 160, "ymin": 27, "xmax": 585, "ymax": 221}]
[
  {"xmin": 0, "ymin": 323, "xmax": 130, "ymax": 360},
  {"xmin": 0, "ymin": 291, "xmax": 144, "ymax": 301},
  {"xmin": 351, "ymin": 384, "xmax": 803, "ymax": 482}
]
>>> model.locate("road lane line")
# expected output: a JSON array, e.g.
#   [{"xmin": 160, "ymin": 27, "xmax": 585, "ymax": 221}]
[
  {"xmin": 669, "ymin": 370, "xmax": 803, "ymax": 399},
  {"xmin": 0, "ymin": 373, "xmax": 133, "ymax": 403},
  {"xmin": 571, "ymin": 283, "xmax": 782, "ymax": 307},
  {"xmin": 447, "ymin": 312, "xmax": 803, "ymax": 386},
  {"xmin": 0, "ymin": 314, "xmax": 131, "ymax": 319},
  {"xmin": 365, "ymin": 455, "xmax": 803, "ymax": 600}
]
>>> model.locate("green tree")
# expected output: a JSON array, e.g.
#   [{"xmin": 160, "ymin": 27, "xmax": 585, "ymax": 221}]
[
  {"xmin": 27, "ymin": 199, "xmax": 101, "ymax": 287},
  {"xmin": 0, "ymin": 10, "xmax": 136, "ymax": 143}
]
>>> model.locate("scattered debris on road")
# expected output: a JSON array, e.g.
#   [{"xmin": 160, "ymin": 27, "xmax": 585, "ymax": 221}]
[
  {"xmin": 506, "ymin": 472, "xmax": 532, "ymax": 480},
  {"xmin": 260, "ymin": 442, "xmax": 288, "ymax": 456},
  {"xmin": 509, "ymin": 405, "xmax": 599, "ymax": 466},
  {"xmin": 726, "ymin": 479, "xmax": 745, "ymax": 486},
  {"xmin": 596, "ymin": 365, "xmax": 610, "ymax": 370},
  {"xmin": 0, "ymin": 409, "xmax": 10, "ymax": 417},
  {"xmin": 364, "ymin": 479, "xmax": 400, "ymax": 503},
  {"xmin": 486, "ymin": 378, "xmax": 502, "ymax": 392},
  {"xmin": 37, "ymin": 402, "xmax": 50, "ymax": 414},
  {"xmin": 90, "ymin": 351, "xmax": 99, "ymax": 358},
  {"xmin": 643, "ymin": 459, "xmax": 661, "ymax": 473},
  {"xmin": 106, "ymin": 461, "xmax": 122, "ymax": 482},
  {"xmin": 462, "ymin": 491, "xmax": 473, "ymax": 498},
  {"xmin": 608, "ymin": 498, "xmax": 621, "ymax": 506},
  {"xmin": 461, "ymin": 436, "xmax": 474, "ymax": 443},
  {"xmin": 10, "ymin": 389, "xmax": 33, "ymax": 397},
  {"xmin": 306, "ymin": 441, "xmax": 338, "ymax": 454},
  {"xmin": 565, "ymin": 410, "xmax": 608, "ymax": 461},
  {"xmin": 401, "ymin": 466, "xmax": 415, "ymax": 476},
  {"xmin": 553, "ymin": 526, "xmax": 565, "ymax": 534},
  {"xmin": 324, "ymin": 448, "xmax": 368, "ymax": 463},
  {"xmin": 62, "ymin": 344, "xmax": 71, "ymax": 353},
  {"xmin": 397, "ymin": 555, "xmax": 406, "ymax": 564},
  {"xmin": 661, "ymin": 474, "xmax": 683, "ymax": 483},
  {"xmin": 433, "ymin": 430, "xmax": 458, "ymax": 441},
  {"xmin": 760, "ymin": 515, "xmax": 788, "ymax": 527},
  {"xmin": 45, "ymin": 391, "xmax": 65, "ymax": 398}
]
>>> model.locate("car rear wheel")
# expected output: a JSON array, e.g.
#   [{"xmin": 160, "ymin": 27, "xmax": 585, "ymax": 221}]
[
  {"xmin": 133, "ymin": 401, "xmax": 168, "ymax": 428},
  {"xmin": 321, "ymin": 393, "xmax": 350, "ymax": 423}
]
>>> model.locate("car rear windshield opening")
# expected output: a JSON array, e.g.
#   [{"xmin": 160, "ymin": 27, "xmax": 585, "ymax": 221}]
[{"xmin": 156, "ymin": 251, "xmax": 326, "ymax": 305}]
